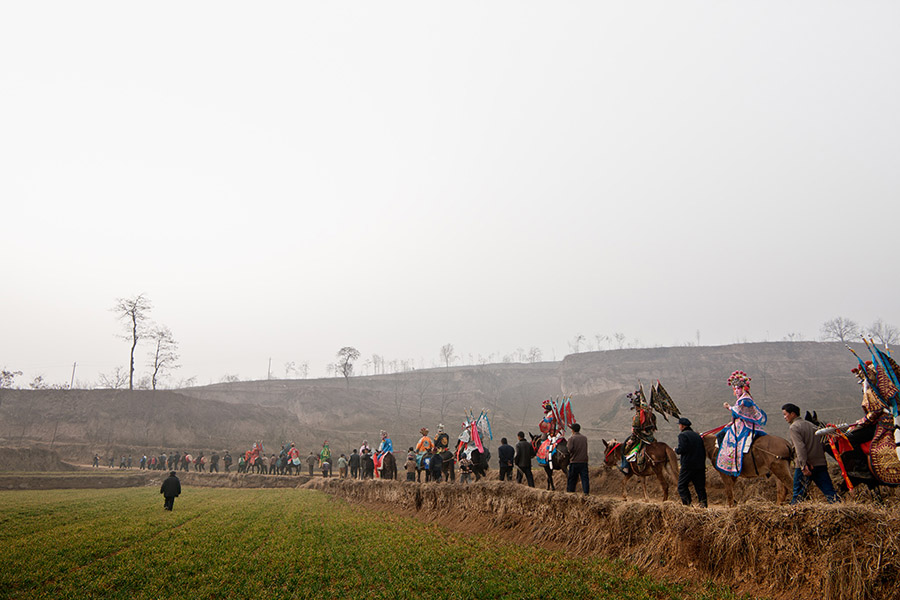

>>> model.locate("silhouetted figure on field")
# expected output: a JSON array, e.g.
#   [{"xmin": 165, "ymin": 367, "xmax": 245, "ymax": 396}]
[
  {"xmin": 223, "ymin": 451, "xmax": 232, "ymax": 473},
  {"xmin": 92, "ymin": 454, "xmax": 99, "ymax": 468},
  {"xmin": 160, "ymin": 471, "xmax": 181, "ymax": 511}
]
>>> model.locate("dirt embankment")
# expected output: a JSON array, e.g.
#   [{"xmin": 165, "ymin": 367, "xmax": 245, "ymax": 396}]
[
  {"xmin": 0, "ymin": 447, "xmax": 79, "ymax": 472},
  {"xmin": 308, "ymin": 478, "xmax": 900, "ymax": 600}
]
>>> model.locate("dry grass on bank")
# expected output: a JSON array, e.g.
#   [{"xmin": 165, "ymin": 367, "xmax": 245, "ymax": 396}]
[{"xmin": 309, "ymin": 478, "xmax": 900, "ymax": 600}]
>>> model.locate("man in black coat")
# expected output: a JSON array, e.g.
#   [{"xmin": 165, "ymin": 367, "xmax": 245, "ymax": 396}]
[
  {"xmin": 348, "ymin": 449, "xmax": 360, "ymax": 479},
  {"xmin": 497, "ymin": 438, "xmax": 515, "ymax": 481},
  {"xmin": 160, "ymin": 471, "xmax": 181, "ymax": 511},
  {"xmin": 514, "ymin": 431, "xmax": 535, "ymax": 487},
  {"xmin": 674, "ymin": 418, "xmax": 707, "ymax": 507}
]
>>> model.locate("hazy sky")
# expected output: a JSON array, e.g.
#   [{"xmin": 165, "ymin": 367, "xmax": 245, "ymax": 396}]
[{"xmin": 3, "ymin": 2, "xmax": 899, "ymax": 386}]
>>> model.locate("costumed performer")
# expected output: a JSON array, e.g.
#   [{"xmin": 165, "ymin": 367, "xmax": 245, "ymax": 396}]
[
  {"xmin": 621, "ymin": 389, "xmax": 657, "ymax": 475},
  {"xmin": 715, "ymin": 370, "xmax": 767, "ymax": 476}
]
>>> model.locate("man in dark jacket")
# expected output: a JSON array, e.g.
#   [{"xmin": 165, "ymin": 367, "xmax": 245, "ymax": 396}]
[
  {"xmin": 160, "ymin": 471, "xmax": 181, "ymax": 511},
  {"xmin": 348, "ymin": 449, "xmax": 360, "ymax": 479},
  {"xmin": 674, "ymin": 417, "xmax": 707, "ymax": 507},
  {"xmin": 514, "ymin": 431, "xmax": 535, "ymax": 487},
  {"xmin": 566, "ymin": 423, "xmax": 589, "ymax": 494},
  {"xmin": 497, "ymin": 438, "xmax": 515, "ymax": 481}
]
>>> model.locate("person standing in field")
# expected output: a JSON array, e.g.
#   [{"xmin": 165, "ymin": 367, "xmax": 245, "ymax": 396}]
[
  {"xmin": 92, "ymin": 454, "xmax": 99, "ymax": 468},
  {"xmin": 566, "ymin": 423, "xmax": 589, "ymax": 494},
  {"xmin": 514, "ymin": 431, "xmax": 535, "ymax": 487},
  {"xmin": 497, "ymin": 437, "xmax": 515, "ymax": 481},
  {"xmin": 458, "ymin": 455, "xmax": 473, "ymax": 484},
  {"xmin": 223, "ymin": 451, "xmax": 232, "ymax": 473},
  {"xmin": 306, "ymin": 452, "xmax": 317, "ymax": 477},
  {"xmin": 349, "ymin": 449, "xmax": 360, "ymax": 479},
  {"xmin": 210, "ymin": 452, "xmax": 219, "ymax": 473},
  {"xmin": 160, "ymin": 471, "xmax": 181, "ymax": 511},
  {"xmin": 337, "ymin": 454, "xmax": 348, "ymax": 479}
]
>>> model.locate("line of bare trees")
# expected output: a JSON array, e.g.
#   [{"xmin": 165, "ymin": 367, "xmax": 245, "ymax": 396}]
[{"xmin": 821, "ymin": 316, "xmax": 899, "ymax": 346}]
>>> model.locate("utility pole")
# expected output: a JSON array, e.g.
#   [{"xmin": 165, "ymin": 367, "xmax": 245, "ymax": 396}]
[
  {"xmin": 267, "ymin": 358, "xmax": 272, "ymax": 380},
  {"xmin": 70, "ymin": 362, "xmax": 77, "ymax": 389}
]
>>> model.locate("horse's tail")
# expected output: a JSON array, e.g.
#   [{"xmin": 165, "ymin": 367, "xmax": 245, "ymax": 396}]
[{"xmin": 664, "ymin": 444, "xmax": 680, "ymax": 483}]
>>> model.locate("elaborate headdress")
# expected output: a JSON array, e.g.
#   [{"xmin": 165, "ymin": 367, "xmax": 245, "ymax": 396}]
[
  {"xmin": 542, "ymin": 399, "xmax": 552, "ymax": 411},
  {"xmin": 437, "ymin": 424, "xmax": 444, "ymax": 432},
  {"xmin": 420, "ymin": 427, "xmax": 429, "ymax": 435},
  {"xmin": 626, "ymin": 387, "xmax": 646, "ymax": 409},
  {"xmin": 380, "ymin": 430, "xmax": 387, "ymax": 437},
  {"xmin": 727, "ymin": 370, "xmax": 751, "ymax": 389}
]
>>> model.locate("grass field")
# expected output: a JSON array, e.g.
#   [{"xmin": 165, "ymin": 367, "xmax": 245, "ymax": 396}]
[{"xmin": 0, "ymin": 487, "xmax": 752, "ymax": 600}]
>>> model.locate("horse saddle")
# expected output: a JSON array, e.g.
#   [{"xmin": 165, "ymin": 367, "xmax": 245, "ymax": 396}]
[{"xmin": 868, "ymin": 415, "xmax": 900, "ymax": 484}]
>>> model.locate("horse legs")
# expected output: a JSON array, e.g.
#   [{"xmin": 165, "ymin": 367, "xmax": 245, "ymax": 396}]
[
  {"xmin": 720, "ymin": 473, "xmax": 736, "ymax": 507},
  {"xmin": 769, "ymin": 459, "xmax": 793, "ymax": 505},
  {"xmin": 622, "ymin": 474, "xmax": 629, "ymax": 501},
  {"xmin": 545, "ymin": 466, "xmax": 554, "ymax": 491},
  {"xmin": 641, "ymin": 476, "xmax": 649, "ymax": 502},
  {"xmin": 655, "ymin": 465, "xmax": 669, "ymax": 502}
]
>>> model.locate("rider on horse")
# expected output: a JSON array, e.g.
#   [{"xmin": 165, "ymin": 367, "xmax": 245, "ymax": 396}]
[
  {"xmin": 621, "ymin": 388, "xmax": 657, "ymax": 475},
  {"xmin": 715, "ymin": 370, "xmax": 767, "ymax": 476},
  {"xmin": 376, "ymin": 430, "xmax": 393, "ymax": 476},
  {"xmin": 415, "ymin": 428, "xmax": 434, "ymax": 468},
  {"xmin": 434, "ymin": 424, "xmax": 450, "ymax": 453}
]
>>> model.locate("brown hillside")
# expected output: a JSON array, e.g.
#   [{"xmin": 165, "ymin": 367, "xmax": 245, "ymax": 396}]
[{"xmin": 0, "ymin": 342, "xmax": 874, "ymax": 463}]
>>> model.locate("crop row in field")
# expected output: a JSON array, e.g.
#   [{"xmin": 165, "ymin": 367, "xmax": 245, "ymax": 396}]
[{"xmin": 0, "ymin": 487, "xmax": 751, "ymax": 600}]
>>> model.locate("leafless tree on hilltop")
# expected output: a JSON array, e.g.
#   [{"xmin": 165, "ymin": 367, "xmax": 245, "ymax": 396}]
[
  {"xmin": 820, "ymin": 317, "xmax": 860, "ymax": 344},
  {"xmin": 111, "ymin": 293, "xmax": 152, "ymax": 390}
]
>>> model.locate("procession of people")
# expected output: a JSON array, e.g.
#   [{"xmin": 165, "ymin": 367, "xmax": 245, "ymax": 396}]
[{"xmin": 140, "ymin": 343, "xmax": 900, "ymax": 511}]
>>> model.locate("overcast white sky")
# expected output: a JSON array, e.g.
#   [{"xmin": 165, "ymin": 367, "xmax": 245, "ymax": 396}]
[{"xmin": 2, "ymin": 2, "xmax": 899, "ymax": 386}]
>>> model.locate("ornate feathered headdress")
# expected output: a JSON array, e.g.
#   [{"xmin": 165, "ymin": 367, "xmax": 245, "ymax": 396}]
[{"xmin": 727, "ymin": 370, "xmax": 751, "ymax": 389}]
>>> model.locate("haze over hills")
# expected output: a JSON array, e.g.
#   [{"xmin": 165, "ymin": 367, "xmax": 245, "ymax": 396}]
[{"xmin": 0, "ymin": 342, "xmax": 871, "ymax": 462}]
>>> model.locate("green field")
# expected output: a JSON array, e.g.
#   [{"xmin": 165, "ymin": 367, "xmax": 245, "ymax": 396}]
[{"xmin": 0, "ymin": 487, "xmax": 746, "ymax": 600}]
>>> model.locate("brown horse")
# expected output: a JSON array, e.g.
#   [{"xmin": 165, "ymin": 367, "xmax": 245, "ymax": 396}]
[
  {"xmin": 602, "ymin": 439, "xmax": 679, "ymax": 502},
  {"xmin": 702, "ymin": 431, "xmax": 793, "ymax": 507},
  {"xmin": 379, "ymin": 452, "xmax": 397, "ymax": 480}
]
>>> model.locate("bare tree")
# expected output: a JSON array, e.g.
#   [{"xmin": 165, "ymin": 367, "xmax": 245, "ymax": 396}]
[
  {"xmin": 147, "ymin": 325, "xmax": 180, "ymax": 390},
  {"xmin": 112, "ymin": 294, "xmax": 152, "ymax": 390},
  {"xmin": 820, "ymin": 317, "xmax": 860, "ymax": 343},
  {"xmin": 595, "ymin": 334, "xmax": 609, "ymax": 350},
  {"xmin": 298, "ymin": 361, "xmax": 309, "ymax": 379},
  {"xmin": 220, "ymin": 374, "xmax": 240, "ymax": 383},
  {"xmin": 0, "ymin": 369, "xmax": 22, "ymax": 411},
  {"xmin": 98, "ymin": 366, "xmax": 129, "ymax": 389},
  {"xmin": 28, "ymin": 375, "xmax": 47, "ymax": 389},
  {"xmin": 527, "ymin": 347, "xmax": 542, "ymax": 363},
  {"xmin": 568, "ymin": 334, "xmax": 585, "ymax": 353},
  {"xmin": 413, "ymin": 370, "xmax": 433, "ymax": 417},
  {"xmin": 613, "ymin": 332, "xmax": 626, "ymax": 349},
  {"xmin": 392, "ymin": 375, "xmax": 409, "ymax": 419},
  {"xmin": 336, "ymin": 347, "xmax": 360, "ymax": 385},
  {"xmin": 868, "ymin": 318, "xmax": 900, "ymax": 346},
  {"xmin": 284, "ymin": 361, "xmax": 297, "ymax": 378},
  {"xmin": 440, "ymin": 344, "xmax": 455, "ymax": 368}
]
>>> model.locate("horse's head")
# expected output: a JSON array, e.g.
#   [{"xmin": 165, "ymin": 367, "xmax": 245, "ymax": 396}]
[
  {"xmin": 805, "ymin": 411, "xmax": 824, "ymax": 428},
  {"xmin": 529, "ymin": 432, "xmax": 541, "ymax": 452},
  {"xmin": 601, "ymin": 438, "xmax": 621, "ymax": 467}
]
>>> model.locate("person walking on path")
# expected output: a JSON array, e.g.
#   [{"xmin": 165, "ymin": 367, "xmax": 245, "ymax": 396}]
[
  {"xmin": 160, "ymin": 471, "xmax": 181, "ymax": 511},
  {"xmin": 514, "ymin": 431, "xmax": 535, "ymax": 487},
  {"xmin": 674, "ymin": 417, "xmax": 707, "ymax": 507},
  {"xmin": 349, "ymin": 449, "xmax": 360, "ymax": 479},
  {"xmin": 497, "ymin": 438, "xmax": 515, "ymax": 481},
  {"xmin": 306, "ymin": 452, "xmax": 318, "ymax": 477},
  {"xmin": 783, "ymin": 403, "xmax": 840, "ymax": 504},
  {"xmin": 566, "ymin": 423, "xmax": 589, "ymax": 494}
]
